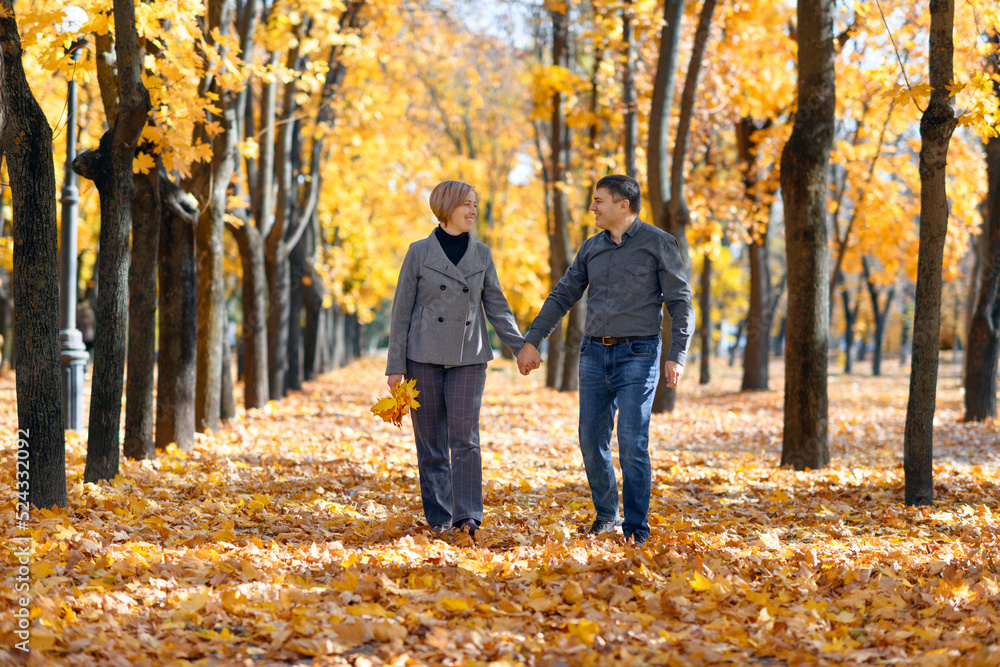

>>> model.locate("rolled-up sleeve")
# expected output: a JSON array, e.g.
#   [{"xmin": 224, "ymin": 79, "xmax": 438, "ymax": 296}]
[
  {"xmin": 480, "ymin": 249, "xmax": 524, "ymax": 354},
  {"xmin": 524, "ymin": 248, "xmax": 590, "ymax": 349},
  {"xmin": 386, "ymin": 245, "xmax": 419, "ymax": 375},
  {"xmin": 658, "ymin": 236, "xmax": 695, "ymax": 365}
]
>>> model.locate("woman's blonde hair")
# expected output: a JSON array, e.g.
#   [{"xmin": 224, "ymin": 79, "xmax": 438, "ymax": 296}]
[{"xmin": 429, "ymin": 181, "xmax": 474, "ymax": 226}]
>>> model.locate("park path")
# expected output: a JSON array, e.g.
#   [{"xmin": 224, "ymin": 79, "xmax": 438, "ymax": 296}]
[{"xmin": 0, "ymin": 355, "xmax": 998, "ymax": 666}]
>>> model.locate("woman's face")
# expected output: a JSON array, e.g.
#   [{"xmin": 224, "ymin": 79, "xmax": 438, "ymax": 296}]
[{"xmin": 443, "ymin": 192, "xmax": 477, "ymax": 234}]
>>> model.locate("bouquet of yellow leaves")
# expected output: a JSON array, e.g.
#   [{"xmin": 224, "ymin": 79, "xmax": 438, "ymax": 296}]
[{"xmin": 370, "ymin": 378, "xmax": 421, "ymax": 428}]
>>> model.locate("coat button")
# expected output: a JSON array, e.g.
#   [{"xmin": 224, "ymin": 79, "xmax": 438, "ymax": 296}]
[
  {"xmin": 440, "ymin": 285, "xmax": 446, "ymax": 290},
  {"xmin": 463, "ymin": 287, "xmax": 469, "ymax": 293},
  {"xmin": 438, "ymin": 317, "xmax": 444, "ymax": 322},
  {"xmin": 465, "ymin": 321, "xmax": 471, "ymax": 326}
]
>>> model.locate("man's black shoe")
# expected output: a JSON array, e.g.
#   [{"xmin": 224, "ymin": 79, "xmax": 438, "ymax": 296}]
[
  {"xmin": 587, "ymin": 517, "xmax": 623, "ymax": 536},
  {"xmin": 626, "ymin": 532, "xmax": 648, "ymax": 545}
]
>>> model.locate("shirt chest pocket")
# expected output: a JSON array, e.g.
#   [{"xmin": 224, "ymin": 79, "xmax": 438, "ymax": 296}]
[
  {"xmin": 626, "ymin": 260, "xmax": 657, "ymax": 276},
  {"xmin": 621, "ymin": 260, "xmax": 658, "ymax": 297}
]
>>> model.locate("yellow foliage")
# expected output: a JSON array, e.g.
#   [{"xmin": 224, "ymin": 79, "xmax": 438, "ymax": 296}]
[
  {"xmin": 0, "ymin": 237, "xmax": 12, "ymax": 273},
  {"xmin": 3, "ymin": 358, "xmax": 999, "ymax": 664},
  {"xmin": 370, "ymin": 378, "xmax": 421, "ymax": 428},
  {"xmin": 132, "ymin": 151, "xmax": 155, "ymax": 175}
]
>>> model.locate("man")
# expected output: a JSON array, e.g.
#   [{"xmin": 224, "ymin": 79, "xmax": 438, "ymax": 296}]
[{"xmin": 517, "ymin": 174, "xmax": 694, "ymax": 545}]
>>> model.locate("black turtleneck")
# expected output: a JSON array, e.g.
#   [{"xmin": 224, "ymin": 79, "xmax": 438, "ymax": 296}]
[{"xmin": 434, "ymin": 226, "xmax": 469, "ymax": 266}]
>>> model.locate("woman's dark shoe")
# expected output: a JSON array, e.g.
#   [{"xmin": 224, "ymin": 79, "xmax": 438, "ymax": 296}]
[
  {"xmin": 455, "ymin": 519, "xmax": 478, "ymax": 538},
  {"xmin": 430, "ymin": 525, "xmax": 450, "ymax": 535}
]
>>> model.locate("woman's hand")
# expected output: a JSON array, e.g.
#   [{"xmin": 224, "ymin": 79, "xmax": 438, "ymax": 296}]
[
  {"xmin": 387, "ymin": 374, "xmax": 405, "ymax": 390},
  {"xmin": 517, "ymin": 343, "xmax": 542, "ymax": 375}
]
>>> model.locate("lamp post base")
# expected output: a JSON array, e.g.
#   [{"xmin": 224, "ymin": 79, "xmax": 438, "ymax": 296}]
[{"xmin": 60, "ymin": 328, "xmax": 89, "ymax": 432}]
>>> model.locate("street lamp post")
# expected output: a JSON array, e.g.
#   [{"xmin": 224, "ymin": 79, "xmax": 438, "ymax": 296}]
[{"xmin": 59, "ymin": 6, "xmax": 89, "ymax": 431}]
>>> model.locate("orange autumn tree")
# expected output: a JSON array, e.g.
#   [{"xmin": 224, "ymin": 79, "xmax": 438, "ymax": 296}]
[{"xmin": 314, "ymin": 2, "xmax": 550, "ymax": 340}]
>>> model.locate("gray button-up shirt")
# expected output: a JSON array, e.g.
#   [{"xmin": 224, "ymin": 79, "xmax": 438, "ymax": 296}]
[{"xmin": 524, "ymin": 220, "xmax": 695, "ymax": 365}]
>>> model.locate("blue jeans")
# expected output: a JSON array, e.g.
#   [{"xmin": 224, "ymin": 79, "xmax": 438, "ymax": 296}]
[{"xmin": 578, "ymin": 336, "xmax": 660, "ymax": 539}]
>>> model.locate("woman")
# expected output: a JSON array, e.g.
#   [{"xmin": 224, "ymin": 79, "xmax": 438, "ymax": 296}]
[{"xmin": 386, "ymin": 180, "xmax": 525, "ymax": 538}]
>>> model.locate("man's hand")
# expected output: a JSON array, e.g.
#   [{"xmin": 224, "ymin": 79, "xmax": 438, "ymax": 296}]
[
  {"xmin": 517, "ymin": 343, "xmax": 542, "ymax": 375},
  {"xmin": 387, "ymin": 374, "xmax": 405, "ymax": 390},
  {"xmin": 664, "ymin": 361, "xmax": 684, "ymax": 387}
]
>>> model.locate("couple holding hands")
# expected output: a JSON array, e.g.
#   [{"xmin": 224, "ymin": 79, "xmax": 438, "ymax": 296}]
[{"xmin": 385, "ymin": 175, "xmax": 695, "ymax": 545}]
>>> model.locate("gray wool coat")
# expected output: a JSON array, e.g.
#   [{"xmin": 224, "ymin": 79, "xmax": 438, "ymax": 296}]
[{"xmin": 386, "ymin": 231, "xmax": 525, "ymax": 376}]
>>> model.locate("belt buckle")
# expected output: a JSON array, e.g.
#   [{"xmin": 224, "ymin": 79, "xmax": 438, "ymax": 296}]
[{"xmin": 600, "ymin": 336, "xmax": 615, "ymax": 345}]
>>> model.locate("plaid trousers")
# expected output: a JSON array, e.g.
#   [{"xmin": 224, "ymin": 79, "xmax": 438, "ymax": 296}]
[{"xmin": 406, "ymin": 360, "xmax": 488, "ymax": 528}]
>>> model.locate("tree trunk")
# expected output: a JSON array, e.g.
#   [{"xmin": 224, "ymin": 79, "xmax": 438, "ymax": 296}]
[
  {"xmin": 903, "ymin": 0, "xmax": 957, "ymax": 506},
  {"xmin": 332, "ymin": 305, "xmax": 346, "ymax": 369},
  {"xmin": 647, "ymin": 0, "xmax": 686, "ymax": 236},
  {"xmin": 963, "ymin": 39, "xmax": 1000, "ymax": 422},
  {"xmin": 156, "ymin": 177, "xmax": 198, "ymax": 451},
  {"xmin": 0, "ymin": 266, "xmax": 10, "ymax": 372},
  {"xmin": 841, "ymin": 283, "xmax": 858, "ymax": 375},
  {"xmin": 779, "ymin": 0, "xmax": 835, "ymax": 471},
  {"xmin": 266, "ymin": 245, "xmax": 290, "ymax": 398},
  {"xmin": 548, "ymin": 5, "xmax": 574, "ymax": 391},
  {"xmin": 773, "ymin": 316, "xmax": 786, "ymax": 357},
  {"xmin": 304, "ymin": 296, "xmax": 320, "ymax": 381},
  {"xmin": 561, "ymin": 303, "xmax": 585, "ymax": 392},
  {"xmin": 286, "ymin": 241, "xmax": 304, "ymax": 392},
  {"xmin": 699, "ymin": 253, "xmax": 711, "ymax": 385},
  {"xmin": 729, "ymin": 318, "xmax": 745, "ymax": 367},
  {"xmin": 0, "ymin": 200, "xmax": 10, "ymax": 371},
  {"xmin": 301, "ymin": 225, "xmax": 328, "ymax": 381},
  {"xmin": 123, "ymin": 161, "xmax": 160, "ymax": 460},
  {"xmin": 649, "ymin": 0, "xmax": 715, "ymax": 412},
  {"xmin": 346, "ymin": 313, "xmax": 362, "ymax": 362},
  {"xmin": 737, "ymin": 116, "xmax": 772, "ymax": 391},
  {"xmin": 318, "ymin": 307, "xmax": 330, "ymax": 373},
  {"xmin": 220, "ymin": 330, "xmax": 235, "ymax": 421},
  {"xmin": 229, "ymin": 220, "xmax": 269, "ymax": 409},
  {"xmin": 1, "ymin": 1, "xmax": 67, "ymax": 508},
  {"xmin": 622, "ymin": 0, "xmax": 637, "ymax": 179},
  {"xmin": 863, "ymin": 257, "xmax": 895, "ymax": 378},
  {"xmin": 870, "ymin": 291, "xmax": 893, "ymax": 377},
  {"xmin": 743, "ymin": 234, "xmax": 771, "ymax": 390},
  {"xmin": 74, "ymin": 0, "xmax": 151, "ymax": 484},
  {"xmin": 265, "ymin": 42, "xmax": 300, "ymax": 401},
  {"xmin": 193, "ymin": 0, "xmax": 239, "ymax": 434}
]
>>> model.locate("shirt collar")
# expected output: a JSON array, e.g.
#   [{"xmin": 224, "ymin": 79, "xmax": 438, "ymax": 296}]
[
  {"xmin": 603, "ymin": 218, "xmax": 644, "ymax": 244},
  {"xmin": 623, "ymin": 218, "xmax": 644, "ymax": 237}
]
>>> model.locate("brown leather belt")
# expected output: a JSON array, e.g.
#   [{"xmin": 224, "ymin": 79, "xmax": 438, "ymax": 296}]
[{"xmin": 588, "ymin": 335, "xmax": 657, "ymax": 346}]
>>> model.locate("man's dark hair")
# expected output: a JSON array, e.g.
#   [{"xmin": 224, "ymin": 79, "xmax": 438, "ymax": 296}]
[{"xmin": 595, "ymin": 174, "xmax": 641, "ymax": 214}]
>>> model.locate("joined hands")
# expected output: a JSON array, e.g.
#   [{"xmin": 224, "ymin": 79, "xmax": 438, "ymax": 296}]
[{"xmin": 517, "ymin": 343, "xmax": 542, "ymax": 376}]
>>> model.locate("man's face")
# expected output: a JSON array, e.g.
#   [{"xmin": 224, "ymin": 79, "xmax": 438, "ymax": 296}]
[{"xmin": 590, "ymin": 187, "xmax": 627, "ymax": 229}]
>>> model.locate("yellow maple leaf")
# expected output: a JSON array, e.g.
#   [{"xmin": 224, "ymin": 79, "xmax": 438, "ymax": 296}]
[
  {"xmin": 565, "ymin": 619, "xmax": 600, "ymax": 645},
  {"xmin": 690, "ymin": 571, "xmax": 714, "ymax": 592},
  {"xmin": 439, "ymin": 597, "xmax": 476, "ymax": 612},
  {"xmin": 132, "ymin": 151, "xmax": 155, "ymax": 175},
  {"xmin": 370, "ymin": 379, "xmax": 420, "ymax": 427}
]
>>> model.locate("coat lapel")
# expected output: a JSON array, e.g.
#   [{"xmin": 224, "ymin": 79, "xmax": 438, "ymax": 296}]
[
  {"xmin": 456, "ymin": 239, "xmax": 487, "ymax": 277},
  {"xmin": 423, "ymin": 231, "xmax": 461, "ymax": 281},
  {"xmin": 423, "ymin": 231, "xmax": 486, "ymax": 285}
]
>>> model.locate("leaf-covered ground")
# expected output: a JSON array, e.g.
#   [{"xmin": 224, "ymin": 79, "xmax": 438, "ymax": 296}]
[{"xmin": 1, "ymin": 356, "xmax": 999, "ymax": 666}]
